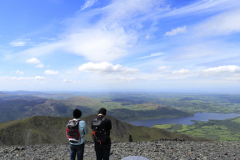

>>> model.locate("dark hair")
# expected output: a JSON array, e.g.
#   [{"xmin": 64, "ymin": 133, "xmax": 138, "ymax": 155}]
[
  {"xmin": 98, "ymin": 108, "xmax": 107, "ymax": 116},
  {"xmin": 73, "ymin": 109, "xmax": 82, "ymax": 118}
]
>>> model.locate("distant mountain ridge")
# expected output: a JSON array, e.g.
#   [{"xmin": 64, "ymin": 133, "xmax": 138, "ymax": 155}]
[
  {"xmin": 4, "ymin": 90, "xmax": 46, "ymax": 95},
  {"xmin": 0, "ymin": 92, "xmax": 42, "ymax": 101},
  {"xmin": 0, "ymin": 115, "xmax": 207, "ymax": 146},
  {"xmin": 0, "ymin": 92, "xmax": 193, "ymax": 123},
  {"xmin": 2, "ymin": 91, "xmax": 76, "ymax": 99}
]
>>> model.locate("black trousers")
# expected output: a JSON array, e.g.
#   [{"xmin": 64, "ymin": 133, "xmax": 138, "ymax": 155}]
[{"xmin": 94, "ymin": 143, "xmax": 111, "ymax": 160}]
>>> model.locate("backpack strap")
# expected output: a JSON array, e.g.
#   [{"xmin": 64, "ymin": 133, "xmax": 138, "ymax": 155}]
[{"xmin": 73, "ymin": 119, "xmax": 82, "ymax": 143}]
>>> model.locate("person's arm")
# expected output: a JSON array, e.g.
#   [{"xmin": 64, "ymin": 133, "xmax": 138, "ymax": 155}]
[
  {"xmin": 105, "ymin": 119, "xmax": 112, "ymax": 131},
  {"xmin": 83, "ymin": 121, "xmax": 88, "ymax": 135},
  {"xmin": 91, "ymin": 120, "xmax": 93, "ymax": 130},
  {"xmin": 109, "ymin": 120, "xmax": 112, "ymax": 130}
]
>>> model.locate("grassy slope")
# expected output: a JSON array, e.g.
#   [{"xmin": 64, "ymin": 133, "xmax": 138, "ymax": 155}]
[
  {"xmin": 153, "ymin": 116, "xmax": 240, "ymax": 141},
  {"xmin": 155, "ymin": 95, "xmax": 240, "ymax": 114},
  {"xmin": 0, "ymin": 115, "xmax": 207, "ymax": 146}
]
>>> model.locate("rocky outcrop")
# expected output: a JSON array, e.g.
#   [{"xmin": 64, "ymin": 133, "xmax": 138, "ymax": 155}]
[{"xmin": 1, "ymin": 140, "xmax": 240, "ymax": 160}]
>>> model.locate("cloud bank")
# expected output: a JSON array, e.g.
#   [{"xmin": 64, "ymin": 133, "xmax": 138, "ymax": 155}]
[
  {"xmin": 165, "ymin": 26, "xmax": 187, "ymax": 36},
  {"xmin": 78, "ymin": 62, "xmax": 138, "ymax": 74},
  {"xmin": 44, "ymin": 70, "xmax": 59, "ymax": 75}
]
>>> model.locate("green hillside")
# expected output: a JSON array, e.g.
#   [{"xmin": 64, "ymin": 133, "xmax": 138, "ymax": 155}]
[
  {"xmin": 0, "ymin": 94, "xmax": 193, "ymax": 123},
  {"xmin": 0, "ymin": 115, "xmax": 207, "ymax": 145}
]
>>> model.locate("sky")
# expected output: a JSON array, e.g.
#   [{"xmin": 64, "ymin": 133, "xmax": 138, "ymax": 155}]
[{"xmin": 0, "ymin": 0, "xmax": 240, "ymax": 93}]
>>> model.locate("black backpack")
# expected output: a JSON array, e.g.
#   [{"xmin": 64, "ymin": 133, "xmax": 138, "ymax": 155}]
[
  {"xmin": 92, "ymin": 117, "xmax": 107, "ymax": 144},
  {"xmin": 66, "ymin": 119, "xmax": 81, "ymax": 143}
]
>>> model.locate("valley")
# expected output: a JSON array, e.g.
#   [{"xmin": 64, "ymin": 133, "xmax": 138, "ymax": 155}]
[
  {"xmin": 153, "ymin": 116, "xmax": 240, "ymax": 141},
  {"xmin": 1, "ymin": 91, "xmax": 240, "ymax": 143},
  {"xmin": 0, "ymin": 92, "xmax": 196, "ymax": 123}
]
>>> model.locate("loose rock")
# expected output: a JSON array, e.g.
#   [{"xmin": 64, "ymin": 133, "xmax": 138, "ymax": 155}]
[{"xmin": 1, "ymin": 140, "xmax": 240, "ymax": 159}]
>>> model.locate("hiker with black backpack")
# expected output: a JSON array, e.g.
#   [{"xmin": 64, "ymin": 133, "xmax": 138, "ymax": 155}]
[
  {"xmin": 91, "ymin": 108, "xmax": 112, "ymax": 160},
  {"xmin": 66, "ymin": 109, "xmax": 88, "ymax": 160}
]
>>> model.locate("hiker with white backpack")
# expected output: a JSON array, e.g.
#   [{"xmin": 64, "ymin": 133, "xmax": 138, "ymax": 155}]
[{"xmin": 66, "ymin": 109, "xmax": 88, "ymax": 160}]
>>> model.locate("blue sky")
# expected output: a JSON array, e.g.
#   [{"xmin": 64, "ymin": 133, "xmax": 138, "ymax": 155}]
[{"xmin": 1, "ymin": 0, "xmax": 240, "ymax": 93}]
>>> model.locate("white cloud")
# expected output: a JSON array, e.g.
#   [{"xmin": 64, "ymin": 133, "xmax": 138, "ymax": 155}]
[
  {"xmin": 15, "ymin": 0, "xmax": 160, "ymax": 63},
  {"xmin": 10, "ymin": 0, "xmax": 240, "ymax": 65},
  {"xmin": 145, "ymin": 34, "xmax": 150, "ymax": 40},
  {"xmin": 138, "ymin": 52, "xmax": 163, "ymax": 59},
  {"xmin": 63, "ymin": 79, "xmax": 80, "ymax": 84},
  {"xmin": 35, "ymin": 64, "xmax": 44, "ymax": 68},
  {"xmin": 168, "ymin": 41, "xmax": 225, "ymax": 61},
  {"xmin": 10, "ymin": 41, "xmax": 26, "ymax": 46},
  {"xmin": 0, "ymin": 71, "xmax": 2, "ymax": 74},
  {"xmin": 203, "ymin": 65, "xmax": 240, "ymax": 75},
  {"xmin": 172, "ymin": 69, "xmax": 190, "ymax": 75},
  {"xmin": 10, "ymin": 76, "xmax": 45, "ymax": 80},
  {"xmin": 194, "ymin": 9, "xmax": 240, "ymax": 36},
  {"xmin": 64, "ymin": 27, "xmax": 135, "ymax": 62},
  {"xmin": 113, "ymin": 77, "xmax": 136, "ymax": 82},
  {"xmin": 16, "ymin": 70, "xmax": 24, "ymax": 75},
  {"xmin": 18, "ymin": 27, "xmax": 135, "ymax": 62},
  {"xmin": 9, "ymin": 0, "xmax": 167, "ymax": 63},
  {"xmin": 160, "ymin": 0, "xmax": 240, "ymax": 19},
  {"xmin": 165, "ymin": 26, "xmax": 187, "ymax": 36},
  {"xmin": 67, "ymin": 71, "xmax": 74, "ymax": 75},
  {"xmin": 44, "ymin": 70, "xmax": 59, "ymax": 75},
  {"xmin": 78, "ymin": 62, "xmax": 138, "ymax": 74},
  {"xmin": 158, "ymin": 66, "xmax": 171, "ymax": 71},
  {"xmin": 6, "ymin": 0, "xmax": 240, "ymax": 92},
  {"xmin": 35, "ymin": 76, "xmax": 45, "ymax": 80},
  {"xmin": 11, "ymin": 77, "xmax": 25, "ymax": 80},
  {"xmin": 26, "ymin": 58, "xmax": 44, "ymax": 68},
  {"xmin": 63, "ymin": 79, "xmax": 72, "ymax": 83},
  {"xmin": 26, "ymin": 58, "xmax": 41, "ymax": 64},
  {"xmin": 19, "ymin": 42, "xmax": 64, "ymax": 59},
  {"xmin": 223, "ymin": 76, "xmax": 240, "ymax": 81},
  {"xmin": 107, "ymin": 0, "xmax": 163, "ymax": 21},
  {"xmin": 16, "ymin": 29, "xmax": 132, "ymax": 62},
  {"xmin": 81, "ymin": 0, "xmax": 98, "ymax": 11}
]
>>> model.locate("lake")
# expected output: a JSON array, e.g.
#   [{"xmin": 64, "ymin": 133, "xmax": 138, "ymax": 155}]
[{"xmin": 127, "ymin": 113, "xmax": 240, "ymax": 128}]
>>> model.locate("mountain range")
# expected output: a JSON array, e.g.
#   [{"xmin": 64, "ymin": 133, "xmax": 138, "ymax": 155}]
[
  {"xmin": 0, "ymin": 92, "xmax": 193, "ymax": 123},
  {"xmin": 0, "ymin": 115, "xmax": 207, "ymax": 145}
]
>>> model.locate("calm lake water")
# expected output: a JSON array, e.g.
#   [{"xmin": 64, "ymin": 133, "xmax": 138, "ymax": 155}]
[{"xmin": 127, "ymin": 113, "xmax": 240, "ymax": 128}]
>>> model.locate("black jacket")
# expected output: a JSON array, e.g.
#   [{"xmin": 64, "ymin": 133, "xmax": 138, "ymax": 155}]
[{"xmin": 91, "ymin": 115, "xmax": 112, "ymax": 144}]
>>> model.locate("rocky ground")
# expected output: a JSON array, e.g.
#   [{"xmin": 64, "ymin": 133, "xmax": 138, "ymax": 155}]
[{"xmin": 1, "ymin": 139, "xmax": 240, "ymax": 160}]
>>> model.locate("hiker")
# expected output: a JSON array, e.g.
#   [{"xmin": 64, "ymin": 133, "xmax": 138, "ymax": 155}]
[
  {"xmin": 129, "ymin": 133, "xmax": 133, "ymax": 142},
  {"xmin": 66, "ymin": 109, "xmax": 88, "ymax": 160},
  {"xmin": 91, "ymin": 108, "xmax": 112, "ymax": 160}
]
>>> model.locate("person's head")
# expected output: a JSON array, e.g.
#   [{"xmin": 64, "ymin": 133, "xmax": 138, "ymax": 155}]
[
  {"xmin": 73, "ymin": 109, "xmax": 82, "ymax": 118},
  {"xmin": 98, "ymin": 108, "xmax": 107, "ymax": 116}
]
